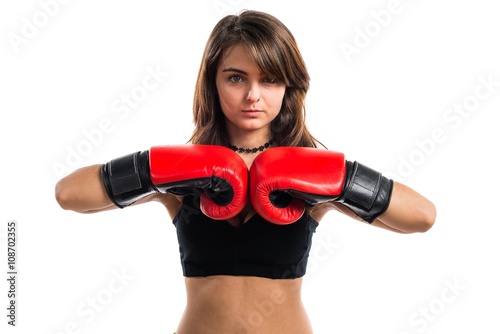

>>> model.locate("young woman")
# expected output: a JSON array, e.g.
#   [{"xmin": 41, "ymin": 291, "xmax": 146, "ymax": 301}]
[{"xmin": 55, "ymin": 10, "xmax": 436, "ymax": 333}]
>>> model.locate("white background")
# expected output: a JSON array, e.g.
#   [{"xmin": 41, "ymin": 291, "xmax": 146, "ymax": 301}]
[{"xmin": 1, "ymin": 0, "xmax": 499, "ymax": 333}]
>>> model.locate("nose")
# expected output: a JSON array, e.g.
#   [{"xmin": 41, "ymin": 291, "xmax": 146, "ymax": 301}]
[{"xmin": 246, "ymin": 83, "xmax": 260, "ymax": 103}]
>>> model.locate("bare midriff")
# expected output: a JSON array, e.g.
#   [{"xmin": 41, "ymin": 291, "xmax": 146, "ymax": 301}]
[{"xmin": 175, "ymin": 275, "xmax": 313, "ymax": 334}]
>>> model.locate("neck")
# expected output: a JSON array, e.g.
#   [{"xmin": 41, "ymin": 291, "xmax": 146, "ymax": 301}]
[
  {"xmin": 226, "ymin": 127, "xmax": 272, "ymax": 150},
  {"xmin": 229, "ymin": 138, "xmax": 274, "ymax": 154}
]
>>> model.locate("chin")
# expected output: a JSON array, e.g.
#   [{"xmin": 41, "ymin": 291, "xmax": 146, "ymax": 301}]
[
  {"xmin": 232, "ymin": 121, "xmax": 269, "ymax": 131},
  {"xmin": 241, "ymin": 125, "xmax": 269, "ymax": 132}
]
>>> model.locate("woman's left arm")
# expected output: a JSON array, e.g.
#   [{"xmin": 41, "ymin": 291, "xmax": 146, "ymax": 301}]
[
  {"xmin": 370, "ymin": 181, "xmax": 436, "ymax": 233},
  {"xmin": 322, "ymin": 181, "xmax": 436, "ymax": 234}
]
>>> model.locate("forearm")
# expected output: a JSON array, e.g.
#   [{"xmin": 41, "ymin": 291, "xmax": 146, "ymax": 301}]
[
  {"xmin": 55, "ymin": 164, "xmax": 115, "ymax": 213},
  {"xmin": 329, "ymin": 181, "xmax": 436, "ymax": 233},
  {"xmin": 370, "ymin": 182, "xmax": 436, "ymax": 233}
]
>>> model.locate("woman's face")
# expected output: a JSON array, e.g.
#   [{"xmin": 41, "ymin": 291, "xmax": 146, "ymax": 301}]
[{"xmin": 215, "ymin": 44, "xmax": 286, "ymax": 136}]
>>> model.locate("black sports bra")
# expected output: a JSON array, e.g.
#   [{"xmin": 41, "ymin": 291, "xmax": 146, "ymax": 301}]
[{"xmin": 172, "ymin": 195, "xmax": 319, "ymax": 279}]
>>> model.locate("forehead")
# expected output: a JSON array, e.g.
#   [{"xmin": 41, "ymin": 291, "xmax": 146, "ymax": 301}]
[{"xmin": 219, "ymin": 44, "xmax": 259, "ymax": 72}]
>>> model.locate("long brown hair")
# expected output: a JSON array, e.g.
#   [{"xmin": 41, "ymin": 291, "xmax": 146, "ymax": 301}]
[{"xmin": 189, "ymin": 10, "xmax": 321, "ymax": 148}]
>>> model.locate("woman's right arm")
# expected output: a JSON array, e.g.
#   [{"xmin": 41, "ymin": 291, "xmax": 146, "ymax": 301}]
[
  {"xmin": 55, "ymin": 145, "xmax": 248, "ymax": 217},
  {"xmin": 55, "ymin": 164, "xmax": 181, "ymax": 216},
  {"xmin": 55, "ymin": 164, "xmax": 117, "ymax": 213}
]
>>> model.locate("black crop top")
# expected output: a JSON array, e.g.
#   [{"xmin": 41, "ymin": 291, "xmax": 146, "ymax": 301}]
[{"xmin": 172, "ymin": 195, "xmax": 319, "ymax": 279}]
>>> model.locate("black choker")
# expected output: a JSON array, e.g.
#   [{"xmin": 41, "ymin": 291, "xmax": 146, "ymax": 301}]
[{"xmin": 229, "ymin": 139, "xmax": 274, "ymax": 154}]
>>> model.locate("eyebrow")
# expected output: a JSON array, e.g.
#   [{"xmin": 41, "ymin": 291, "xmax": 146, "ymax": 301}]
[{"xmin": 221, "ymin": 67, "xmax": 248, "ymax": 75}]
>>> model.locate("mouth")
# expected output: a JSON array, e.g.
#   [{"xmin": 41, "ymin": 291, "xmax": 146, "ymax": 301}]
[
  {"xmin": 242, "ymin": 109, "xmax": 263, "ymax": 113},
  {"xmin": 241, "ymin": 109, "xmax": 263, "ymax": 117}
]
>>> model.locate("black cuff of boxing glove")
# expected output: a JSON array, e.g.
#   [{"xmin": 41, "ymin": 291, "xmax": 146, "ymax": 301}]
[
  {"xmin": 340, "ymin": 161, "xmax": 393, "ymax": 223},
  {"xmin": 101, "ymin": 150, "xmax": 157, "ymax": 208}
]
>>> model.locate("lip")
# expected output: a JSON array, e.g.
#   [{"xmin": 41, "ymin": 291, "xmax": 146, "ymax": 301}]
[{"xmin": 242, "ymin": 109, "xmax": 263, "ymax": 117}]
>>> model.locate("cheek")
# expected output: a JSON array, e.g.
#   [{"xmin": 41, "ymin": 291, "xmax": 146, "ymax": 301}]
[
  {"xmin": 218, "ymin": 86, "xmax": 241, "ymax": 109},
  {"xmin": 268, "ymin": 88, "xmax": 286, "ymax": 113},
  {"xmin": 217, "ymin": 87, "xmax": 233, "ymax": 112}
]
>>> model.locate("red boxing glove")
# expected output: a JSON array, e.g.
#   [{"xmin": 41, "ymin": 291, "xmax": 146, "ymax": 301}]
[
  {"xmin": 101, "ymin": 145, "xmax": 248, "ymax": 220},
  {"xmin": 250, "ymin": 147, "xmax": 393, "ymax": 225},
  {"xmin": 250, "ymin": 147, "xmax": 345, "ymax": 224}
]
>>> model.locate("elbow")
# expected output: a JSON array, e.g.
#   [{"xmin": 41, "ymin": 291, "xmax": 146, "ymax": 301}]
[
  {"xmin": 384, "ymin": 200, "xmax": 437, "ymax": 234},
  {"xmin": 415, "ymin": 201, "xmax": 437, "ymax": 233},
  {"xmin": 55, "ymin": 179, "xmax": 84, "ymax": 212},
  {"xmin": 54, "ymin": 179, "xmax": 72, "ymax": 211},
  {"xmin": 54, "ymin": 165, "xmax": 112, "ymax": 214}
]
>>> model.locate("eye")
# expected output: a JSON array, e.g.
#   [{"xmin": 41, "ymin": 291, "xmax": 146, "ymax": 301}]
[
  {"xmin": 229, "ymin": 75, "xmax": 243, "ymax": 83},
  {"xmin": 263, "ymin": 77, "xmax": 279, "ymax": 84}
]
